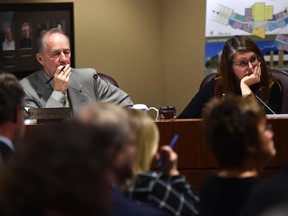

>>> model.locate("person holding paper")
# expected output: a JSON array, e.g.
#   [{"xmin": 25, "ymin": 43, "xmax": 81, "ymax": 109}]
[
  {"xmin": 20, "ymin": 28, "xmax": 133, "ymax": 113},
  {"xmin": 178, "ymin": 35, "xmax": 282, "ymax": 118}
]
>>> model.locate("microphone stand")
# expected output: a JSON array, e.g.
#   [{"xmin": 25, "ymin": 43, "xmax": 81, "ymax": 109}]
[
  {"xmin": 254, "ymin": 87, "xmax": 276, "ymax": 115},
  {"xmin": 254, "ymin": 94, "xmax": 276, "ymax": 115}
]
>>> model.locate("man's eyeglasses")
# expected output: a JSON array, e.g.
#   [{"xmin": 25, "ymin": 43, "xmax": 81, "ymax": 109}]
[{"xmin": 233, "ymin": 55, "xmax": 259, "ymax": 69}]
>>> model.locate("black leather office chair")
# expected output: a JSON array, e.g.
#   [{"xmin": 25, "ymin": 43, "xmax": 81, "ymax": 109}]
[
  {"xmin": 199, "ymin": 72, "xmax": 217, "ymax": 90},
  {"xmin": 269, "ymin": 68, "xmax": 288, "ymax": 114},
  {"xmin": 199, "ymin": 68, "xmax": 288, "ymax": 114}
]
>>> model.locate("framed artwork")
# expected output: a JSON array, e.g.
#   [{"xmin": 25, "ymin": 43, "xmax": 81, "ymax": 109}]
[{"xmin": 0, "ymin": 2, "xmax": 75, "ymax": 78}]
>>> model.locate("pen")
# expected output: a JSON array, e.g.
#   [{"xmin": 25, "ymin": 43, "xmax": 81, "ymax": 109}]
[{"xmin": 157, "ymin": 133, "xmax": 179, "ymax": 168}]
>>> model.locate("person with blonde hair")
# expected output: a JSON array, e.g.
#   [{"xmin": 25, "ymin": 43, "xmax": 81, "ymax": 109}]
[{"xmin": 126, "ymin": 109, "xmax": 200, "ymax": 216}]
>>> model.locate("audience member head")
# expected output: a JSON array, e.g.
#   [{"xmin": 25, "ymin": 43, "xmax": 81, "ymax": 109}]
[
  {"xmin": 0, "ymin": 122, "xmax": 111, "ymax": 216},
  {"xmin": 202, "ymin": 96, "xmax": 275, "ymax": 172},
  {"xmin": 36, "ymin": 28, "xmax": 71, "ymax": 77},
  {"xmin": 219, "ymin": 35, "xmax": 272, "ymax": 99},
  {"xmin": 76, "ymin": 102, "xmax": 136, "ymax": 184},
  {"xmin": 127, "ymin": 109, "xmax": 159, "ymax": 175},
  {"xmin": 0, "ymin": 72, "xmax": 26, "ymax": 140}
]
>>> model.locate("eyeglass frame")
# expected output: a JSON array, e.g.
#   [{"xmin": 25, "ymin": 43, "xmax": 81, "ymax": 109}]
[{"xmin": 233, "ymin": 55, "xmax": 260, "ymax": 70}]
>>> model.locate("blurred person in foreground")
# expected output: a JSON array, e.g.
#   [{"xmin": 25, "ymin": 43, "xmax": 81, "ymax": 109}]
[
  {"xmin": 0, "ymin": 72, "xmax": 26, "ymax": 168},
  {"xmin": 20, "ymin": 28, "xmax": 133, "ymax": 113},
  {"xmin": 200, "ymin": 96, "xmax": 276, "ymax": 216},
  {"xmin": 178, "ymin": 35, "xmax": 282, "ymax": 118},
  {"xmin": 0, "ymin": 122, "xmax": 111, "ymax": 216},
  {"xmin": 76, "ymin": 102, "xmax": 167, "ymax": 216},
  {"xmin": 241, "ymin": 147, "xmax": 288, "ymax": 214},
  {"xmin": 125, "ymin": 109, "xmax": 200, "ymax": 216}
]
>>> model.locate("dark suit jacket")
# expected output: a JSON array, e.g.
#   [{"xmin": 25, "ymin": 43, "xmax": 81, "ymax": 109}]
[
  {"xmin": 112, "ymin": 187, "xmax": 167, "ymax": 216},
  {"xmin": 0, "ymin": 140, "xmax": 14, "ymax": 166},
  {"xmin": 20, "ymin": 68, "xmax": 133, "ymax": 113}
]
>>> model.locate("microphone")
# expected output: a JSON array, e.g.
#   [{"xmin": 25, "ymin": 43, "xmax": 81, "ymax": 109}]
[{"xmin": 254, "ymin": 87, "xmax": 276, "ymax": 115}]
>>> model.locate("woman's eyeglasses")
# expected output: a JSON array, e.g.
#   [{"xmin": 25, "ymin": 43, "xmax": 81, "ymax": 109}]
[{"xmin": 233, "ymin": 55, "xmax": 259, "ymax": 69}]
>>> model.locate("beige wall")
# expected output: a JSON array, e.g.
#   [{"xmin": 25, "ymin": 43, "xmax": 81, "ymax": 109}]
[
  {"xmin": 3, "ymin": 0, "xmax": 206, "ymax": 114},
  {"xmin": 162, "ymin": 0, "xmax": 206, "ymax": 112}
]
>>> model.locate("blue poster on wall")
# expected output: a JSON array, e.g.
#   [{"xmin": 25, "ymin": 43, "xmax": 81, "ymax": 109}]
[{"xmin": 205, "ymin": 39, "xmax": 287, "ymax": 70}]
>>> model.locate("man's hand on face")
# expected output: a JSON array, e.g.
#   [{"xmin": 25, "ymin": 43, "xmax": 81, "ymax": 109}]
[{"xmin": 53, "ymin": 64, "xmax": 71, "ymax": 94}]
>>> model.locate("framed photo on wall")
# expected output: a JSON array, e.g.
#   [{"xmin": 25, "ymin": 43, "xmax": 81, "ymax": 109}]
[{"xmin": 0, "ymin": 2, "xmax": 75, "ymax": 78}]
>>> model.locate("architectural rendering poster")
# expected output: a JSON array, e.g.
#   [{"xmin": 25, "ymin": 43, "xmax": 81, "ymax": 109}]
[{"xmin": 205, "ymin": 0, "xmax": 288, "ymax": 70}]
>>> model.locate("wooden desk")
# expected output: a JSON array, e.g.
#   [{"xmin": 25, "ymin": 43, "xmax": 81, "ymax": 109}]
[
  {"xmin": 25, "ymin": 116, "xmax": 288, "ymax": 191},
  {"xmin": 155, "ymin": 117, "xmax": 288, "ymax": 190}
]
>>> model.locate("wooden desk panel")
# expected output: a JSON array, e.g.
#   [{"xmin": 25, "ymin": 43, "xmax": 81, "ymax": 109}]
[
  {"xmin": 156, "ymin": 117, "xmax": 288, "ymax": 190},
  {"xmin": 155, "ymin": 119, "xmax": 216, "ymax": 169},
  {"xmin": 24, "ymin": 117, "xmax": 288, "ymax": 190},
  {"xmin": 269, "ymin": 118, "xmax": 288, "ymax": 167}
]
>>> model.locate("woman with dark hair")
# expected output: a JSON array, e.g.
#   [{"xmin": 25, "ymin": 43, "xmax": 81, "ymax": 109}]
[
  {"xmin": 178, "ymin": 35, "xmax": 282, "ymax": 118},
  {"xmin": 200, "ymin": 96, "xmax": 276, "ymax": 216}
]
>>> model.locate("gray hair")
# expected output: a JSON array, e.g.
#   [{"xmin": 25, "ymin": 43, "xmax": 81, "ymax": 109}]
[{"xmin": 37, "ymin": 28, "xmax": 70, "ymax": 53}]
